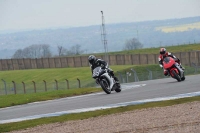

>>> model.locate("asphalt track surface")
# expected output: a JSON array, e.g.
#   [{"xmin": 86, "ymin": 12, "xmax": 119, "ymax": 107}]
[{"xmin": 0, "ymin": 74, "xmax": 200, "ymax": 123}]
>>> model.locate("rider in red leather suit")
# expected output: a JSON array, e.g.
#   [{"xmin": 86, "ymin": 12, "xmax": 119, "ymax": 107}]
[{"xmin": 158, "ymin": 48, "xmax": 184, "ymax": 76}]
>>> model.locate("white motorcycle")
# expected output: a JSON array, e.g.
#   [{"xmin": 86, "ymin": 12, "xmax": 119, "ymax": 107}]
[{"xmin": 92, "ymin": 67, "xmax": 121, "ymax": 94}]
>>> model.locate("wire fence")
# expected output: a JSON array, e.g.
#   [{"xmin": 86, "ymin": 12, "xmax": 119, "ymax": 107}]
[
  {"xmin": 0, "ymin": 65, "xmax": 200, "ymax": 95},
  {"xmin": 117, "ymin": 65, "xmax": 200, "ymax": 83},
  {"xmin": 0, "ymin": 79, "xmax": 97, "ymax": 95}
]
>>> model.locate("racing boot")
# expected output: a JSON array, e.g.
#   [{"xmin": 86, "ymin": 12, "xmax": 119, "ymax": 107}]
[
  {"xmin": 164, "ymin": 70, "xmax": 169, "ymax": 76},
  {"xmin": 114, "ymin": 76, "xmax": 119, "ymax": 83}
]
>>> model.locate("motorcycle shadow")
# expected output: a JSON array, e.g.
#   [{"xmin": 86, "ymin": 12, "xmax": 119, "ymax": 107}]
[{"xmin": 167, "ymin": 79, "xmax": 186, "ymax": 83}]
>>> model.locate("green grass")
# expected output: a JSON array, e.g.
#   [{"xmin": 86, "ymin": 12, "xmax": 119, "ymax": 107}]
[
  {"xmin": 0, "ymin": 65, "xmax": 134, "ymax": 94},
  {"xmin": 0, "ymin": 65, "xmax": 134, "ymax": 83},
  {"xmin": 0, "ymin": 96, "xmax": 199, "ymax": 132}
]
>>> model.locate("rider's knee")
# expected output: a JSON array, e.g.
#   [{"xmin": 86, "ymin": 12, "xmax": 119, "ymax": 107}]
[{"xmin": 164, "ymin": 71, "xmax": 168, "ymax": 76}]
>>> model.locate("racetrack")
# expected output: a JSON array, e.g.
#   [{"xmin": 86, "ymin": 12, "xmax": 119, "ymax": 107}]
[{"xmin": 0, "ymin": 74, "xmax": 200, "ymax": 123}]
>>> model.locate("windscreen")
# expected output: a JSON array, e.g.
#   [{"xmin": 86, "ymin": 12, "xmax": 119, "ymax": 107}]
[
  {"xmin": 163, "ymin": 57, "xmax": 170, "ymax": 63},
  {"xmin": 92, "ymin": 67, "xmax": 101, "ymax": 77}
]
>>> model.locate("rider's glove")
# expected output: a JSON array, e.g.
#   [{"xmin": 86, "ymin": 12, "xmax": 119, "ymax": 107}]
[
  {"xmin": 159, "ymin": 64, "xmax": 163, "ymax": 69},
  {"xmin": 102, "ymin": 66, "xmax": 108, "ymax": 69}
]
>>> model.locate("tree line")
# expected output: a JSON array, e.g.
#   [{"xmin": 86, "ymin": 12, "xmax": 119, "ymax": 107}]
[
  {"xmin": 12, "ymin": 44, "xmax": 85, "ymax": 58},
  {"xmin": 12, "ymin": 38, "xmax": 143, "ymax": 59}
]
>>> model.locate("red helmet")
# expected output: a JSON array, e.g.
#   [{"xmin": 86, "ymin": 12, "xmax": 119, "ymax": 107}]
[{"xmin": 160, "ymin": 48, "xmax": 166, "ymax": 55}]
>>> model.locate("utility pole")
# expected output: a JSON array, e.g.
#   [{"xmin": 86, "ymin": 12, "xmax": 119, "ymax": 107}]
[{"xmin": 101, "ymin": 11, "xmax": 108, "ymax": 63}]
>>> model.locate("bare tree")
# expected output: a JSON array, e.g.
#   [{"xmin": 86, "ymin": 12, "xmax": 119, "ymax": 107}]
[
  {"xmin": 74, "ymin": 44, "xmax": 84, "ymax": 55},
  {"xmin": 57, "ymin": 45, "xmax": 63, "ymax": 56},
  {"xmin": 124, "ymin": 38, "xmax": 143, "ymax": 50},
  {"xmin": 41, "ymin": 44, "xmax": 51, "ymax": 58},
  {"xmin": 23, "ymin": 46, "xmax": 33, "ymax": 58},
  {"xmin": 57, "ymin": 45, "xmax": 68, "ymax": 57},
  {"xmin": 12, "ymin": 49, "xmax": 23, "ymax": 58},
  {"xmin": 66, "ymin": 44, "xmax": 84, "ymax": 56},
  {"xmin": 12, "ymin": 44, "xmax": 52, "ymax": 59}
]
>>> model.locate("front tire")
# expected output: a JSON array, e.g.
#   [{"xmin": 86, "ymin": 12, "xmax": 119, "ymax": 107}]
[
  {"xmin": 172, "ymin": 70, "xmax": 181, "ymax": 82},
  {"xmin": 100, "ymin": 80, "xmax": 111, "ymax": 94}
]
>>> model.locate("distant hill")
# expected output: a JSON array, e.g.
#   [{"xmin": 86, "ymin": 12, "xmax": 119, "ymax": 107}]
[{"xmin": 0, "ymin": 16, "xmax": 200, "ymax": 59}]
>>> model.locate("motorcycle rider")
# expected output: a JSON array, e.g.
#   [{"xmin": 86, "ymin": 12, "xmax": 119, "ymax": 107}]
[
  {"xmin": 88, "ymin": 55, "xmax": 119, "ymax": 83},
  {"xmin": 158, "ymin": 48, "xmax": 185, "ymax": 76}
]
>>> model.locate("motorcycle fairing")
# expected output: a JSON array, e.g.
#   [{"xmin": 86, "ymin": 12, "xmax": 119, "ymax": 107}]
[
  {"xmin": 163, "ymin": 57, "xmax": 176, "ymax": 69},
  {"xmin": 101, "ymin": 73, "xmax": 114, "ymax": 90}
]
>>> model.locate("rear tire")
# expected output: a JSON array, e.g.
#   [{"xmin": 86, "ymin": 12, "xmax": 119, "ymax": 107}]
[
  {"xmin": 172, "ymin": 70, "xmax": 181, "ymax": 82},
  {"xmin": 100, "ymin": 80, "xmax": 111, "ymax": 94},
  {"xmin": 115, "ymin": 83, "xmax": 121, "ymax": 93}
]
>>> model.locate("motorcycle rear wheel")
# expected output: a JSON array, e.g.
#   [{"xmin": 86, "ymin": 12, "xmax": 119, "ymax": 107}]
[
  {"xmin": 181, "ymin": 73, "xmax": 185, "ymax": 81},
  {"xmin": 100, "ymin": 80, "xmax": 111, "ymax": 94},
  {"xmin": 115, "ymin": 83, "xmax": 121, "ymax": 93}
]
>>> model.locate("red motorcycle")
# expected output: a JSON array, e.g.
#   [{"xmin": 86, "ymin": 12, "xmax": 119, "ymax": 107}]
[{"xmin": 163, "ymin": 57, "xmax": 185, "ymax": 82}]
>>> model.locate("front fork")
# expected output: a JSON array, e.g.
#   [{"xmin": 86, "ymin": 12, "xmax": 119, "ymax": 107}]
[
  {"xmin": 174, "ymin": 63, "xmax": 184, "ymax": 77},
  {"xmin": 95, "ymin": 78, "xmax": 100, "ymax": 84}
]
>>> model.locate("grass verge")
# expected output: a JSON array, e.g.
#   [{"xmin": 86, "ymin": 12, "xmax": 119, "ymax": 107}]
[{"xmin": 0, "ymin": 96, "xmax": 200, "ymax": 132}]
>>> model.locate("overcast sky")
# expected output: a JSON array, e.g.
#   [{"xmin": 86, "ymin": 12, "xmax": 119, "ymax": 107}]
[{"xmin": 0, "ymin": 0, "xmax": 200, "ymax": 31}]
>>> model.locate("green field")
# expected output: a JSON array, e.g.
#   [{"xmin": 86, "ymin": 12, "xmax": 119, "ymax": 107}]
[{"xmin": 0, "ymin": 65, "xmax": 135, "ymax": 83}]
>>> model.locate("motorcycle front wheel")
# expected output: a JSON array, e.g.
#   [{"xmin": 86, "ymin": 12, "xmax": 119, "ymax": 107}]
[
  {"xmin": 100, "ymin": 80, "xmax": 111, "ymax": 94},
  {"xmin": 172, "ymin": 70, "xmax": 181, "ymax": 82}
]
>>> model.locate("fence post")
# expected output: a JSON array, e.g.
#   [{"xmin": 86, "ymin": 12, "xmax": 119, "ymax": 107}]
[
  {"xmin": 55, "ymin": 80, "xmax": 58, "ymax": 90},
  {"xmin": 146, "ymin": 68, "xmax": 153, "ymax": 80},
  {"xmin": 125, "ymin": 71, "xmax": 128, "ymax": 83},
  {"xmin": 43, "ymin": 80, "xmax": 47, "ymax": 91},
  {"xmin": 126, "ymin": 71, "xmax": 132, "ymax": 83},
  {"xmin": 191, "ymin": 62, "xmax": 198, "ymax": 74},
  {"xmin": 22, "ymin": 81, "xmax": 26, "ymax": 94},
  {"xmin": 32, "ymin": 81, "xmax": 36, "ymax": 93},
  {"xmin": 65, "ymin": 79, "xmax": 69, "ymax": 89},
  {"xmin": 12, "ymin": 81, "xmax": 17, "ymax": 94},
  {"xmin": 77, "ymin": 78, "xmax": 81, "ymax": 88},
  {"xmin": 130, "ymin": 68, "xmax": 139, "ymax": 82},
  {"xmin": 1, "ymin": 79, "xmax": 7, "ymax": 95},
  {"xmin": 117, "ymin": 71, "xmax": 123, "ymax": 83}
]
